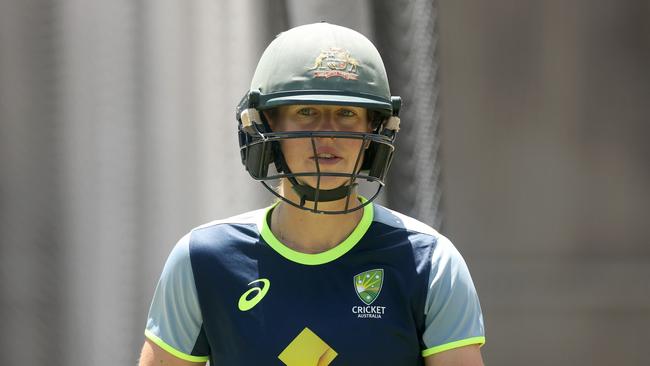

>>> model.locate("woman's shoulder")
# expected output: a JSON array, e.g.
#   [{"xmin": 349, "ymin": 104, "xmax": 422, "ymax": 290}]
[
  {"xmin": 371, "ymin": 203, "xmax": 463, "ymax": 255},
  {"xmin": 174, "ymin": 206, "xmax": 271, "ymax": 253},
  {"xmin": 192, "ymin": 206, "xmax": 269, "ymax": 232},
  {"xmin": 372, "ymin": 203, "xmax": 439, "ymax": 237}
]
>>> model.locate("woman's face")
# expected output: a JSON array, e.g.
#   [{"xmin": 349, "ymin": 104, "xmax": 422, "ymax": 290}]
[{"xmin": 267, "ymin": 104, "xmax": 372, "ymax": 190}]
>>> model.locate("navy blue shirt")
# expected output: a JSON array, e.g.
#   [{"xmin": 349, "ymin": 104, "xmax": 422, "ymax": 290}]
[{"xmin": 145, "ymin": 202, "xmax": 484, "ymax": 365}]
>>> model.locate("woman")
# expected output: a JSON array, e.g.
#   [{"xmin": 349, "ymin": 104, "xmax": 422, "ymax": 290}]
[{"xmin": 139, "ymin": 22, "xmax": 485, "ymax": 366}]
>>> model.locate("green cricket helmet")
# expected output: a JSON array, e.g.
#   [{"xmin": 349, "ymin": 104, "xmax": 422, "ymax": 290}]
[{"xmin": 236, "ymin": 22, "xmax": 401, "ymax": 214}]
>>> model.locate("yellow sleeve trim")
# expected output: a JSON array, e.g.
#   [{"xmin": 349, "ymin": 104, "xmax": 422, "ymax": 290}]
[
  {"xmin": 144, "ymin": 329, "xmax": 209, "ymax": 363},
  {"xmin": 421, "ymin": 336, "xmax": 486, "ymax": 357}
]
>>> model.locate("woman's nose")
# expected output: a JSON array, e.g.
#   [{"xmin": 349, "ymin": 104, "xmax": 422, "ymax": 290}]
[{"xmin": 318, "ymin": 111, "xmax": 337, "ymax": 131}]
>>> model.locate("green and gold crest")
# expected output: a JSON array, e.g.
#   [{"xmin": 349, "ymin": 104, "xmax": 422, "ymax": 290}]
[{"xmin": 354, "ymin": 269, "xmax": 384, "ymax": 305}]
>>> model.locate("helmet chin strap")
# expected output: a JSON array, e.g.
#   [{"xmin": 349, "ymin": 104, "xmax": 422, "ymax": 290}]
[{"xmin": 286, "ymin": 175, "xmax": 357, "ymax": 206}]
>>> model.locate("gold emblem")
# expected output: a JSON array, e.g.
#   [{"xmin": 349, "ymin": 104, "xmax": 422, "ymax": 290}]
[
  {"xmin": 309, "ymin": 47, "xmax": 360, "ymax": 80},
  {"xmin": 278, "ymin": 327, "xmax": 338, "ymax": 366}
]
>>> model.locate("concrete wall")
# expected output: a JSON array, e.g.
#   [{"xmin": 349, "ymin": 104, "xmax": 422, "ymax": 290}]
[{"xmin": 438, "ymin": 1, "xmax": 650, "ymax": 364}]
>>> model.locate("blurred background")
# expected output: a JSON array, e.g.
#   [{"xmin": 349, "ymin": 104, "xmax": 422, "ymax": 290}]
[{"xmin": 1, "ymin": 0, "xmax": 648, "ymax": 365}]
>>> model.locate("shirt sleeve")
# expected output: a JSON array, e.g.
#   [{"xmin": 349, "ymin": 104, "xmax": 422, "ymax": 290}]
[
  {"xmin": 144, "ymin": 233, "xmax": 210, "ymax": 362},
  {"xmin": 421, "ymin": 235, "xmax": 485, "ymax": 357}
]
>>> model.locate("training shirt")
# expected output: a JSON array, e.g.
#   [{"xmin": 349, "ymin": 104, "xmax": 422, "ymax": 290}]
[{"xmin": 144, "ymin": 201, "xmax": 485, "ymax": 365}]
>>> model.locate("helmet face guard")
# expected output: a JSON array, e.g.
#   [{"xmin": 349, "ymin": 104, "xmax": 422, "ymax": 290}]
[
  {"xmin": 237, "ymin": 92, "xmax": 400, "ymax": 214},
  {"xmin": 236, "ymin": 23, "xmax": 401, "ymax": 214}
]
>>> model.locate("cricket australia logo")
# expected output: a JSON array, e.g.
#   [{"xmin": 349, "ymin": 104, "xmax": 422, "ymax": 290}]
[
  {"xmin": 352, "ymin": 269, "xmax": 387, "ymax": 319},
  {"xmin": 309, "ymin": 47, "xmax": 360, "ymax": 80}
]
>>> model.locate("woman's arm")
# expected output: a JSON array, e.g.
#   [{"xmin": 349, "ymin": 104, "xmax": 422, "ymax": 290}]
[
  {"xmin": 424, "ymin": 344, "xmax": 484, "ymax": 366},
  {"xmin": 139, "ymin": 339, "xmax": 207, "ymax": 366}
]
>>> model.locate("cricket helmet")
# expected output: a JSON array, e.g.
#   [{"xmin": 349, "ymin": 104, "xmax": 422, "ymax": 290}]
[{"xmin": 236, "ymin": 22, "xmax": 401, "ymax": 214}]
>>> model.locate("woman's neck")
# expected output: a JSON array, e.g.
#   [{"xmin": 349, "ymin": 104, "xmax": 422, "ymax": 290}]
[{"xmin": 270, "ymin": 191, "xmax": 365, "ymax": 254}]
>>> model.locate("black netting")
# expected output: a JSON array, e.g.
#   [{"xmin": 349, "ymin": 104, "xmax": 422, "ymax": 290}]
[{"xmin": 371, "ymin": 0, "xmax": 442, "ymax": 229}]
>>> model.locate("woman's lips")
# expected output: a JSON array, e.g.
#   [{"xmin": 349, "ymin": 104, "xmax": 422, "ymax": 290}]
[{"xmin": 310, "ymin": 154, "xmax": 343, "ymax": 165}]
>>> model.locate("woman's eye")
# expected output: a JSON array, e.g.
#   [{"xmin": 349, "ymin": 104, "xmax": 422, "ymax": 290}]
[{"xmin": 297, "ymin": 108, "xmax": 315, "ymax": 116}]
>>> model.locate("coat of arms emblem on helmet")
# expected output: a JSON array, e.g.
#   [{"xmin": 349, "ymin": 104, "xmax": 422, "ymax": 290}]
[{"xmin": 309, "ymin": 47, "xmax": 360, "ymax": 80}]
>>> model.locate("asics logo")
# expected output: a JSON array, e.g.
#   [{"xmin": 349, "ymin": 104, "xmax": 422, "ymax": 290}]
[{"xmin": 238, "ymin": 278, "xmax": 270, "ymax": 311}]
